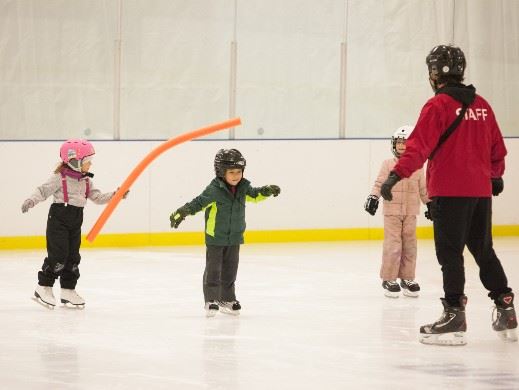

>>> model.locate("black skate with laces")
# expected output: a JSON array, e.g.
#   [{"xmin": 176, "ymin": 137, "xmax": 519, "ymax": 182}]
[
  {"xmin": 218, "ymin": 300, "xmax": 241, "ymax": 315},
  {"xmin": 382, "ymin": 280, "xmax": 401, "ymax": 298},
  {"xmin": 419, "ymin": 296, "xmax": 467, "ymax": 346},
  {"xmin": 492, "ymin": 292, "xmax": 518, "ymax": 342},
  {"xmin": 400, "ymin": 279, "xmax": 420, "ymax": 297},
  {"xmin": 204, "ymin": 301, "xmax": 219, "ymax": 317}
]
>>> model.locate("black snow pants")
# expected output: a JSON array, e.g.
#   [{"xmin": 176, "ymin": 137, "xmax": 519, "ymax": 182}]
[
  {"xmin": 432, "ymin": 197, "xmax": 512, "ymax": 306},
  {"xmin": 38, "ymin": 203, "xmax": 83, "ymax": 289},
  {"xmin": 203, "ymin": 245, "xmax": 240, "ymax": 302}
]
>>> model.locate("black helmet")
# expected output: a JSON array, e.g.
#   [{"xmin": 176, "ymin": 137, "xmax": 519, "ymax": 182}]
[
  {"xmin": 214, "ymin": 149, "xmax": 246, "ymax": 178},
  {"xmin": 426, "ymin": 45, "xmax": 466, "ymax": 79}
]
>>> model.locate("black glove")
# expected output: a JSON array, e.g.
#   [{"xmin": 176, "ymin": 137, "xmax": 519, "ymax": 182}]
[
  {"xmin": 491, "ymin": 178, "xmax": 504, "ymax": 196},
  {"xmin": 424, "ymin": 202, "xmax": 433, "ymax": 221},
  {"xmin": 116, "ymin": 187, "xmax": 130, "ymax": 199},
  {"xmin": 364, "ymin": 195, "xmax": 379, "ymax": 216},
  {"xmin": 170, "ymin": 205, "xmax": 191, "ymax": 229},
  {"xmin": 380, "ymin": 171, "xmax": 401, "ymax": 201},
  {"xmin": 260, "ymin": 185, "xmax": 281, "ymax": 197}
]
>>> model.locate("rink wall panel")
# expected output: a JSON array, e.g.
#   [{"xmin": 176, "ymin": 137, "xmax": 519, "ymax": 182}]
[{"xmin": 1, "ymin": 138, "xmax": 518, "ymax": 248}]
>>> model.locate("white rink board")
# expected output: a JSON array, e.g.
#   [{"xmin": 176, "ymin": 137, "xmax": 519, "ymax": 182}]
[{"xmin": 2, "ymin": 138, "xmax": 519, "ymax": 237}]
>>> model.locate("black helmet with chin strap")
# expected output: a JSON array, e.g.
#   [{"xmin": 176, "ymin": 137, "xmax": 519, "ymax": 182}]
[{"xmin": 426, "ymin": 45, "xmax": 466, "ymax": 91}]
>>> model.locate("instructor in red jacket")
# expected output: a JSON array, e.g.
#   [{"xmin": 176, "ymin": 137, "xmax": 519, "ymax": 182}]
[{"xmin": 380, "ymin": 45, "xmax": 517, "ymax": 346}]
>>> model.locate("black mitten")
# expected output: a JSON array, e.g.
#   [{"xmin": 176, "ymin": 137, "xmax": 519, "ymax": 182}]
[
  {"xmin": 424, "ymin": 202, "xmax": 433, "ymax": 221},
  {"xmin": 491, "ymin": 178, "xmax": 504, "ymax": 196},
  {"xmin": 364, "ymin": 195, "xmax": 379, "ymax": 216},
  {"xmin": 380, "ymin": 171, "xmax": 401, "ymax": 201}
]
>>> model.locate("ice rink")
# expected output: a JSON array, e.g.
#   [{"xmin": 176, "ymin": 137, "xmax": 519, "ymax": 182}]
[{"xmin": 1, "ymin": 238, "xmax": 518, "ymax": 390}]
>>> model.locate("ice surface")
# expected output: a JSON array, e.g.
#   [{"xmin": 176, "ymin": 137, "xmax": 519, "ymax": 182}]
[{"xmin": 1, "ymin": 239, "xmax": 518, "ymax": 389}]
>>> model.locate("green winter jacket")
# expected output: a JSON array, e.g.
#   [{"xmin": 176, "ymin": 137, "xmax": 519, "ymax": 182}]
[{"xmin": 184, "ymin": 177, "xmax": 269, "ymax": 246}]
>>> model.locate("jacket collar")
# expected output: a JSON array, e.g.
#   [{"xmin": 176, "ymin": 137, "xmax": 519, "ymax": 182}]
[
  {"xmin": 61, "ymin": 167, "xmax": 87, "ymax": 180},
  {"xmin": 214, "ymin": 177, "xmax": 250, "ymax": 192}
]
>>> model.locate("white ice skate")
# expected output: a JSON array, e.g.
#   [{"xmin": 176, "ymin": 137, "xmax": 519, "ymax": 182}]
[
  {"xmin": 33, "ymin": 285, "xmax": 56, "ymax": 309},
  {"xmin": 60, "ymin": 288, "xmax": 85, "ymax": 309},
  {"xmin": 218, "ymin": 301, "xmax": 241, "ymax": 316},
  {"xmin": 205, "ymin": 301, "xmax": 219, "ymax": 317}
]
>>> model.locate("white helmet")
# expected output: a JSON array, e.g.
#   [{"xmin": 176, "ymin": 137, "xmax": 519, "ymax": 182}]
[{"xmin": 391, "ymin": 125, "xmax": 414, "ymax": 157}]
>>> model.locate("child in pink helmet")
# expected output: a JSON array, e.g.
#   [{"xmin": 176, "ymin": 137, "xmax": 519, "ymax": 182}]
[
  {"xmin": 21, "ymin": 139, "xmax": 127, "ymax": 309},
  {"xmin": 364, "ymin": 126, "xmax": 430, "ymax": 298}
]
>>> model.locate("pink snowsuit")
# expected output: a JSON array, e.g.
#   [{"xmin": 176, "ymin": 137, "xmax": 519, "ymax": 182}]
[{"xmin": 371, "ymin": 158, "xmax": 429, "ymax": 281}]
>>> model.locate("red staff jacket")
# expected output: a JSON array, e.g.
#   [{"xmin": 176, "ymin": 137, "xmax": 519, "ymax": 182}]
[{"xmin": 393, "ymin": 86, "xmax": 507, "ymax": 197}]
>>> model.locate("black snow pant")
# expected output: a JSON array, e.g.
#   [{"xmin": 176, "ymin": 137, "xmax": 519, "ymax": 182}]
[
  {"xmin": 432, "ymin": 197, "xmax": 512, "ymax": 306},
  {"xmin": 203, "ymin": 245, "xmax": 240, "ymax": 302},
  {"xmin": 38, "ymin": 203, "xmax": 83, "ymax": 289}
]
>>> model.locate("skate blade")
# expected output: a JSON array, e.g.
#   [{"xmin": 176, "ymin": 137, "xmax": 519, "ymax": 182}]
[
  {"xmin": 220, "ymin": 308, "xmax": 240, "ymax": 316},
  {"xmin": 419, "ymin": 331, "xmax": 466, "ymax": 346},
  {"xmin": 32, "ymin": 296, "xmax": 55, "ymax": 310},
  {"xmin": 61, "ymin": 299, "xmax": 85, "ymax": 309},
  {"xmin": 402, "ymin": 289, "xmax": 419, "ymax": 298},
  {"xmin": 384, "ymin": 291, "xmax": 399, "ymax": 298},
  {"xmin": 496, "ymin": 328, "xmax": 518, "ymax": 342}
]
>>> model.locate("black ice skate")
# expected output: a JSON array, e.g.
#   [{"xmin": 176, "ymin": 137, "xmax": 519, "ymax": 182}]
[
  {"xmin": 400, "ymin": 279, "xmax": 420, "ymax": 298},
  {"xmin": 382, "ymin": 280, "xmax": 401, "ymax": 298},
  {"xmin": 419, "ymin": 296, "xmax": 467, "ymax": 346},
  {"xmin": 32, "ymin": 285, "xmax": 56, "ymax": 310},
  {"xmin": 205, "ymin": 301, "xmax": 219, "ymax": 317},
  {"xmin": 492, "ymin": 292, "xmax": 518, "ymax": 342},
  {"xmin": 218, "ymin": 300, "xmax": 241, "ymax": 316}
]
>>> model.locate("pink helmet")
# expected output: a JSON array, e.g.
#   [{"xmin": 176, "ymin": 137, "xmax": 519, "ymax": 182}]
[{"xmin": 60, "ymin": 139, "xmax": 95, "ymax": 171}]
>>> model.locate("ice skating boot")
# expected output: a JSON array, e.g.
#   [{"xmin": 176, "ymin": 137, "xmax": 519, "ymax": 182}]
[
  {"xmin": 218, "ymin": 300, "xmax": 241, "ymax": 316},
  {"xmin": 33, "ymin": 285, "xmax": 56, "ymax": 309},
  {"xmin": 400, "ymin": 279, "xmax": 420, "ymax": 298},
  {"xmin": 382, "ymin": 280, "xmax": 401, "ymax": 298},
  {"xmin": 205, "ymin": 301, "xmax": 219, "ymax": 317},
  {"xmin": 60, "ymin": 288, "xmax": 85, "ymax": 308},
  {"xmin": 419, "ymin": 296, "xmax": 467, "ymax": 346},
  {"xmin": 492, "ymin": 292, "xmax": 518, "ymax": 342}
]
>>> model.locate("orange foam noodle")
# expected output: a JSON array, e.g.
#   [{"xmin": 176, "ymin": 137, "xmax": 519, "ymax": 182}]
[{"xmin": 86, "ymin": 117, "xmax": 242, "ymax": 242}]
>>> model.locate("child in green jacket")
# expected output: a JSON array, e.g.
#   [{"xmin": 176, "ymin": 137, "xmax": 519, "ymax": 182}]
[{"xmin": 170, "ymin": 149, "xmax": 280, "ymax": 317}]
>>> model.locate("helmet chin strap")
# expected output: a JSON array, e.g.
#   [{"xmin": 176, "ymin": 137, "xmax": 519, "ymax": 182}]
[
  {"xmin": 429, "ymin": 73, "xmax": 447, "ymax": 93},
  {"xmin": 429, "ymin": 75, "xmax": 439, "ymax": 92},
  {"xmin": 67, "ymin": 159, "xmax": 82, "ymax": 172}
]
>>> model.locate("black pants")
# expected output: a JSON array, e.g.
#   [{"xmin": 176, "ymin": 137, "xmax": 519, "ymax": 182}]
[
  {"xmin": 38, "ymin": 203, "xmax": 83, "ymax": 289},
  {"xmin": 203, "ymin": 245, "xmax": 240, "ymax": 302},
  {"xmin": 432, "ymin": 197, "xmax": 511, "ymax": 306}
]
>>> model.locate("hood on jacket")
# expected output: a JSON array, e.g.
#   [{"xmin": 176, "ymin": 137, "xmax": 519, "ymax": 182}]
[{"xmin": 436, "ymin": 83, "xmax": 476, "ymax": 106}]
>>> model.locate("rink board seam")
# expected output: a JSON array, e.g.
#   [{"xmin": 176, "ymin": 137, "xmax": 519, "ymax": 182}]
[{"xmin": 1, "ymin": 225, "xmax": 518, "ymax": 249}]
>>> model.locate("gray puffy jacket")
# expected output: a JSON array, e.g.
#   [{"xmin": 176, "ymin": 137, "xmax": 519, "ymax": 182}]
[{"xmin": 28, "ymin": 172, "xmax": 114, "ymax": 208}]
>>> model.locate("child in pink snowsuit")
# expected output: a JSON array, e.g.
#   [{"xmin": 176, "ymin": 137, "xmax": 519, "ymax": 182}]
[{"xmin": 364, "ymin": 125, "xmax": 430, "ymax": 298}]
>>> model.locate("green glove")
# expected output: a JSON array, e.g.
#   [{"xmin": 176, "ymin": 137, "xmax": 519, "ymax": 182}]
[
  {"xmin": 170, "ymin": 205, "xmax": 191, "ymax": 229},
  {"xmin": 260, "ymin": 185, "xmax": 281, "ymax": 197}
]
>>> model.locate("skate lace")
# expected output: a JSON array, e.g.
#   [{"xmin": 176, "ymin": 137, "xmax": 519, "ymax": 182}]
[
  {"xmin": 402, "ymin": 280, "xmax": 417, "ymax": 287},
  {"xmin": 436, "ymin": 312, "xmax": 448, "ymax": 324},
  {"xmin": 386, "ymin": 281, "xmax": 399, "ymax": 287},
  {"xmin": 492, "ymin": 306, "xmax": 499, "ymax": 323}
]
